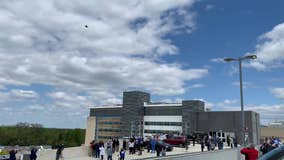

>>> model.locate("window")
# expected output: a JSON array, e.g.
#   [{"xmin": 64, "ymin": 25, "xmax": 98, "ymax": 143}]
[{"xmin": 144, "ymin": 122, "xmax": 182, "ymax": 126}]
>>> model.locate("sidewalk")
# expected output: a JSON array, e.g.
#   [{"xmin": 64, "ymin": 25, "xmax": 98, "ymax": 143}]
[{"xmin": 66, "ymin": 144, "xmax": 231, "ymax": 160}]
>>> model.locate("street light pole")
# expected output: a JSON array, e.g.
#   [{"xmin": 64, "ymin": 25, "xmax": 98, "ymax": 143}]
[
  {"xmin": 238, "ymin": 59, "xmax": 245, "ymax": 146},
  {"xmin": 224, "ymin": 55, "xmax": 257, "ymax": 146}
]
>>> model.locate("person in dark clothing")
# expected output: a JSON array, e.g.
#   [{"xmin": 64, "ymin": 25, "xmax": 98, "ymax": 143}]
[
  {"xmin": 112, "ymin": 139, "xmax": 116, "ymax": 153},
  {"xmin": 30, "ymin": 148, "xmax": 38, "ymax": 160},
  {"xmin": 9, "ymin": 149, "xmax": 17, "ymax": 160},
  {"xmin": 144, "ymin": 140, "xmax": 150, "ymax": 152},
  {"xmin": 201, "ymin": 139, "xmax": 205, "ymax": 152},
  {"xmin": 260, "ymin": 139, "xmax": 273, "ymax": 155},
  {"xmin": 90, "ymin": 140, "xmax": 95, "ymax": 157},
  {"xmin": 233, "ymin": 138, "xmax": 238, "ymax": 148},
  {"xmin": 205, "ymin": 136, "xmax": 211, "ymax": 151},
  {"xmin": 226, "ymin": 135, "xmax": 231, "ymax": 147},
  {"xmin": 192, "ymin": 135, "xmax": 196, "ymax": 146},
  {"xmin": 217, "ymin": 137, "xmax": 223, "ymax": 150},
  {"xmin": 123, "ymin": 139, "xmax": 127, "ymax": 150},
  {"xmin": 119, "ymin": 149, "xmax": 126, "ymax": 160},
  {"xmin": 155, "ymin": 143, "xmax": 162, "ymax": 157},
  {"xmin": 94, "ymin": 142, "xmax": 100, "ymax": 158},
  {"xmin": 56, "ymin": 144, "xmax": 64, "ymax": 160}
]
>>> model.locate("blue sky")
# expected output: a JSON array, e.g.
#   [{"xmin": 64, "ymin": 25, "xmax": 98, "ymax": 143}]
[{"xmin": 0, "ymin": 0, "xmax": 284, "ymax": 128}]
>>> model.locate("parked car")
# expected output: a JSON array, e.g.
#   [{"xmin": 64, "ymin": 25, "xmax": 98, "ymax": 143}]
[
  {"xmin": 259, "ymin": 145, "xmax": 284, "ymax": 160},
  {"xmin": 163, "ymin": 136, "xmax": 187, "ymax": 147},
  {"xmin": 157, "ymin": 141, "xmax": 173, "ymax": 151}
]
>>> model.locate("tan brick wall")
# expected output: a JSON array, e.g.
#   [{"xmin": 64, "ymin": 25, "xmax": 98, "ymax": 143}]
[{"xmin": 260, "ymin": 127, "xmax": 284, "ymax": 142}]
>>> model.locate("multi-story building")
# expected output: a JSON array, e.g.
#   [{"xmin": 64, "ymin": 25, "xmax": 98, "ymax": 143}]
[{"xmin": 85, "ymin": 91, "xmax": 260, "ymax": 145}]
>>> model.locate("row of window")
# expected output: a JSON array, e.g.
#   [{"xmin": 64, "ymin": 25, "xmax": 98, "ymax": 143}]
[
  {"xmin": 98, "ymin": 136, "xmax": 123, "ymax": 139},
  {"xmin": 98, "ymin": 128, "xmax": 122, "ymax": 132},
  {"xmin": 98, "ymin": 121, "xmax": 123, "ymax": 125},
  {"xmin": 144, "ymin": 121, "xmax": 182, "ymax": 126},
  {"xmin": 144, "ymin": 129, "xmax": 181, "ymax": 134}
]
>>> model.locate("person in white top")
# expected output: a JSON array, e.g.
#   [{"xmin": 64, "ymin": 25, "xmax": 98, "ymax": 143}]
[
  {"xmin": 99, "ymin": 145, "xmax": 105, "ymax": 160},
  {"xmin": 128, "ymin": 141, "xmax": 134, "ymax": 154}
]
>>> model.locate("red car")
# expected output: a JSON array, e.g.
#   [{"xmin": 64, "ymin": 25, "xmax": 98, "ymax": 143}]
[{"xmin": 163, "ymin": 136, "xmax": 187, "ymax": 147}]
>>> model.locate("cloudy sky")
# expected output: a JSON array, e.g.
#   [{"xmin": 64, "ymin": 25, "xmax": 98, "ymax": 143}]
[{"xmin": 0, "ymin": 0, "xmax": 284, "ymax": 128}]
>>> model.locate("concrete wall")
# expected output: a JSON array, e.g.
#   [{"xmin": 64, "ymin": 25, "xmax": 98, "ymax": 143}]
[
  {"xmin": 84, "ymin": 117, "xmax": 96, "ymax": 146},
  {"xmin": 121, "ymin": 91, "xmax": 150, "ymax": 137},
  {"xmin": 182, "ymin": 100, "xmax": 205, "ymax": 135},
  {"xmin": 192, "ymin": 111, "xmax": 260, "ymax": 144}
]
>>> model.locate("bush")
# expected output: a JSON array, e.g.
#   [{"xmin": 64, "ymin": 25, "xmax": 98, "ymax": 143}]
[{"xmin": 0, "ymin": 150, "xmax": 9, "ymax": 155}]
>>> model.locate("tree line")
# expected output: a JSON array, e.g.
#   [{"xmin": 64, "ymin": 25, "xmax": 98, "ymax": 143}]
[{"xmin": 0, "ymin": 122, "xmax": 85, "ymax": 148}]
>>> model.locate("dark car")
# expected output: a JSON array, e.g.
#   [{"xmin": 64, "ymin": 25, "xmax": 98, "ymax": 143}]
[
  {"xmin": 259, "ymin": 145, "xmax": 284, "ymax": 160},
  {"xmin": 157, "ymin": 141, "xmax": 173, "ymax": 151}
]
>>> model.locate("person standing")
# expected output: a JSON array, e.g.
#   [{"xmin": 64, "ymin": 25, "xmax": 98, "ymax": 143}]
[
  {"xmin": 122, "ymin": 139, "xmax": 127, "ymax": 150},
  {"xmin": 115, "ymin": 138, "xmax": 120, "ymax": 152},
  {"xmin": 192, "ymin": 134, "xmax": 196, "ymax": 146},
  {"xmin": 155, "ymin": 143, "xmax": 162, "ymax": 157},
  {"xmin": 94, "ymin": 142, "xmax": 100, "ymax": 159},
  {"xmin": 260, "ymin": 138, "xmax": 273, "ymax": 155},
  {"xmin": 150, "ymin": 138, "xmax": 156, "ymax": 153},
  {"xmin": 128, "ymin": 140, "xmax": 134, "ymax": 155},
  {"xmin": 185, "ymin": 139, "xmax": 189, "ymax": 151},
  {"xmin": 55, "ymin": 144, "xmax": 64, "ymax": 160},
  {"xmin": 30, "ymin": 148, "xmax": 38, "ymax": 160},
  {"xmin": 226, "ymin": 135, "xmax": 231, "ymax": 147},
  {"xmin": 112, "ymin": 139, "xmax": 116, "ymax": 153},
  {"xmin": 240, "ymin": 144, "xmax": 259, "ymax": 160},
  {"xmin": 99, "ymin": 145, "xmax": 105, "ymax": 160},
  {"xmin": 217, "ymin": 137, "xmax": 223, "ymax": 150},
  {"xmin": 90, "ymin": 140, "xmax": 95, "ymax": 157},
  {"xmin": 106, "ymin": 146, "xmax": 113, "ymax": 160},
  {"xmin": 119, "ymin": 149, "xmax": 126, "ymax": 160},
  {"xmin": 9, "ymin": 149, "xmax": 17, "ymax": 160},
  {"xmin": 201, "ymin": 139, "xmax": 205, "ymax": 152}
]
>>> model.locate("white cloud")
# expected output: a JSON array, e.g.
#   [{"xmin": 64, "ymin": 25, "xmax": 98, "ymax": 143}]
[
  {"xmin": 0, "ymin": 0, "xmax": 210, "ymax": 128},
  {"xmin": 0, "ymin": 0, "xmax": 205, "ymax": 97},
  {"xmin": 27, "ymin": 105, "xmax": 45, "ymax": 111},
  {"xmin": 247, "ymin": 22, "xmax": 284, "ymax": 70},
  {"xmin": 48, "ymin": 91, "xmax": 92, "ymax": 108},
  {"xmin": 270, "ymin": 88, "xmax": 284, "ymax": 100},
  {"xmin": 10, "ymin": 89, "xmax": 39, "ymax": 99},
  {"xmin": 0, "ymin": 89, "xmax": 38, "ymax": 104},
  {"xmin": 210, "ymin": 58, "xmax": 225, "ymax": 63},
  {"xmin": 205, "ymin": 4, "xmax": 215, "ymax": 11},
  {"xmin": 188, "ymin": 83, "xmax": 204, "ymax": 89}
]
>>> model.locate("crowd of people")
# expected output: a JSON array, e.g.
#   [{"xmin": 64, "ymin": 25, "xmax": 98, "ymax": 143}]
[
  {"xmin": 260, "ymin": 136, "xmax": 282, "ymax": 155},
  {"xmin": 89, "ymin": 136, "xmax": 170, "ymax": 160},
  {"xmin": 239, "ymin": 136, "xmax": 282, "ymax": 160},
  {"xmin": 200, "ymin": 135, "xmax": 229, "ymax": 152},
  {"xmin": 90, "ymin": 138, "xmax": 125, "ymax": 160},
  {"xmin": 6, "ymin": 147, "xmax": 38, "ymax": 160}
]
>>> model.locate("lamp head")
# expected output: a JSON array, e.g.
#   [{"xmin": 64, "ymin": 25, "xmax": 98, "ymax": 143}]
[
  {"xmin": 224, "ymin": 58, "xmax": 236, "ymax": 62},
  {"xmin": 244, "ymin": 55, "xmax": 257, "ymax": 60}
]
